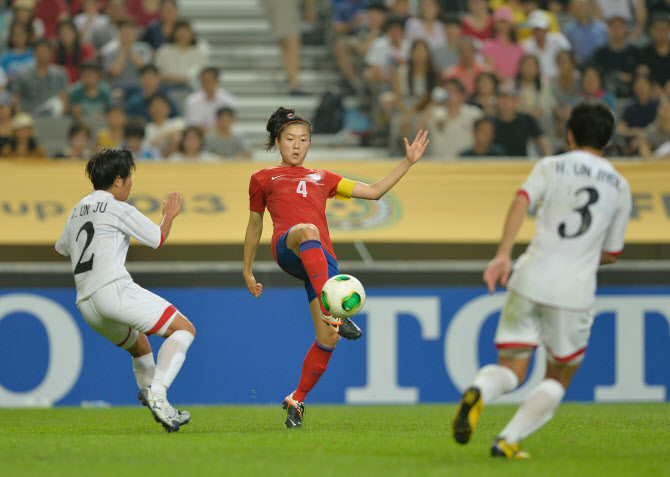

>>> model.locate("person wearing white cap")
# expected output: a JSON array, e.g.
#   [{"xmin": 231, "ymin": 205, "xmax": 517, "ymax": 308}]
[
  {"xmin": 0, "ymin": 112, "xmax": 46, "ymax": 158},
  {"xmin": 522, "ymin": 10, "xmax": 571, "ymax": 79}
]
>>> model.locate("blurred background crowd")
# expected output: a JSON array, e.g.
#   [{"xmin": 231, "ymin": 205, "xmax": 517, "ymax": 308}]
[{"xmin": 0, "ymin": 0, "xmax": 668, "ymax": 161}]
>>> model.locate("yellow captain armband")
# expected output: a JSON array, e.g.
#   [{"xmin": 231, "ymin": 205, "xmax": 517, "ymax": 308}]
[{"xmin": 335, "ymin": 178, "xmax": 355, "ymax": 201}]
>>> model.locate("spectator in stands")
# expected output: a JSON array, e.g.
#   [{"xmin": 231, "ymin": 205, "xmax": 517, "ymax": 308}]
[
  {"xmin": 637, "ymin": 94, "xmax": 670, "ymax": 158},
  {"xmin": 618, "ymin": 74, "xmax": 659, "ymax": 139},
  {"xmin": 127, "ymin": 0, "xmax": 160, "ymax": 29},
  {"xmin": 332, "ymin": 0, "xmax": 387, "ymax": 94},
  {"xmin": 90, "ymin": 0, "xmax": 128, "ymax": 51},
  {"xmin": 482, "ymin": 6, "xmax": 523, "ymax": 81},
  {"xmin": 34, "ymin": 0, "xmax": 68, "ymax": 40},
  {"xmin": 0, "ymin": 66, "xmax": 5, "ymax": 89},
  {"xmin": 184, "ymin": 66, "xmax": 237, "ymax": 131},
  {"xmin": 388, "ymin": 39, "xmax": 440, "ymax": 152},
  {"xmin": 493, "ymin": 83, "xmax": 551, "ymax": 156},
  {"xmin": 121, "ymin": 117, "xmax": 161, "ymax": 159},
  {"xmin": 155, "ymin": 19, "xmax": 208, "ymax": 91},
  {"xmin": 12, "ymin": 39, "xmax": 68, "ymax": 115},
  {"xmin": 1, "ymin": 20, "xmax": 35, "ymax": 79},
  {"xmin": 0, "ymin": 111, "xmax": 46, "ymax": 157},
  {"xmin": 592, "ymin": 14, "xmax": 638, "ymax": 98},
  {"xmin": 125, "ymin": 63, "xmax": 178, "ymax": 121},
  {"xmin": 405, "ymin": 0, "xmax": 445, "ymax": 51},
  {"xmin": 516, "ymin": 0, "xmax": 561, "ymax": 41},
  {"xmin": 420, "ymin": 79, "xmax": 482, "ymax": 158},
  {"xmin": 516, "ymin": 54, "xmax": 556, "ymax": 145},
  {"xmin": 522, "ymin": 10, "xmax": 572, "ymax": 79},
  {"xmin": 363, "ymin": 14, "xmax": 410, "ymax": 92},
  {"xmin": 204, "ymin": 107, "xmax": 252, "ymax": 159},
  {"xmin": 461, "ymin": 0, "xmax": 494, "ymax": 40},
  {"xmin": 145, "ymin": 92, "xmax": 184, "ymax": 157},
  {"xmin": 54, "ymin": 122, "xmax": 91, "ymax": 159},
  {"xmin": 168, "ymin": 125, "xmax": 220, "ymax": 161},
  {"xmin": 259, "ymin": 0, "xmax": 314, "ymax": 95},
  {"xmin": 562, "ymin": 0, "xmax": 608, "ymax": 64},
  {"xmin": 141, "ymin": 0, "xmax": 179, "ymax": 50},
  {"xmin": 69, "ymin": 61, "xmax": 112, "ymax": 121},
  {"xmin": 550, "ymin": 49, "xmax": 580, "ymax": 149},
  {"xmin": 94, "ymin": 104, "xmax": 126, "ymax": 149},
  {"xmin": 576, "ymin": 64, "xmax": 616, "ymax": 111},
  {"xmin": 459, "ymin": 117, "xmax": 507, "ymax": 156},
  {"xmin": 387, "ymin": 0, "xmax": 411, "ymax": 19},
  {"xmin": 54, "ymin": 19, "xmax": 96, "ymax": 84},
  {"xmin": 442, "ymin": 37, "xmax": 491, "ymax": 97},
  {"xmin": 101, "ymin": 19, "xmax": 152, "ymax": 97},
  {"xmin": 468, "ymin": 71, "xmax": 499, "ymax": 116},
  {"xmin": 637, "ymin": 12, "xmax": 670, "ymax": 89},
  {"xmin": 5, "ymin": 0, "xmax": 45, "ymax": 41},
  {"xmin": 0, "ymin": 91, "xmax": 12, "ymax": 151},
  {"xmin": 594, "ymin": 0, "xmax": 638, "ymax": 40},
  {"xmin": 74, "ymin": 0, "xmax": 110, "ymax": 45},
  {"xmin": 432, "ymin": 13, "xmax": 461, "ymax": 71}
]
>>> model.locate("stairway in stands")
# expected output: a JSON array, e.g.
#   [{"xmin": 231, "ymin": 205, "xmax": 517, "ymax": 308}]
[{"xmin": 181, "ymin": 0, "xmax": 384, "ymax": 158}]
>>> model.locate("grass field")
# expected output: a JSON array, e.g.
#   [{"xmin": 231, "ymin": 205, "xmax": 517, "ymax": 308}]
[{"xmin": 1, "ymin": 403, "xmax": 668, "ymax": 477}]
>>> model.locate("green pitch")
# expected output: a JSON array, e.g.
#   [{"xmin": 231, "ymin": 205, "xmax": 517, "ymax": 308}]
[{"xmin": 1, "ymin": 403, "xmax": 668, "ymax": 477}]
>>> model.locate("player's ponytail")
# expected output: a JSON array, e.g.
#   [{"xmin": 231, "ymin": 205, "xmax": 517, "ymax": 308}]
[{"xmin": 265, "ymin": 106, "xmax": 312, "ymax": 151}]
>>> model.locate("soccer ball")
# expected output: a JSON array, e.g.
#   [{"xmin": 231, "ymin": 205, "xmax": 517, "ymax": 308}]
[{"xmin": 321, "ymin": 274, "xmax": 366, "ymax": 319}]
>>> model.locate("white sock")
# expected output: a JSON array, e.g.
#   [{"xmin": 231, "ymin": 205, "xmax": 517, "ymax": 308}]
[
  {"xmin": 132, "ymin": 353, "xmax": 155, "ymax": 389},
  {"xmin": 499, "ymin": 378, "xmax": 565, "ymax": 444},
  {"xmin": 473, "ymin": 364, "xmax": 519, "ymax": 404},
  {"xmin": 151, "ymin": 330, "xmax": 194, "ymax": 398}
]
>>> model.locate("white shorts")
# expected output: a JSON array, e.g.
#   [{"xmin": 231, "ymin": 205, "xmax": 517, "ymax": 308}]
[
  {"xmin": 495, "ymin": 290, "xmax": 595, "ymax": 364},
  {"xmin": 77, "ymin": 278, "xmax": 178, "ymax": 349}
]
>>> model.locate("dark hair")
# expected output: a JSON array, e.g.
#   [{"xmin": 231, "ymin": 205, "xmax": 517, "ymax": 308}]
[
  {"xmin": 69, "ymin": 122, "xmax": 91, "ymax": 139},
  {"xmin": 7, "ymin": 20, "xmax": 33, "ymax": 50},
  {"xmin": 473, "ymin": 117, "xmax": 494, "ymax": 131},
  {"xmin": 124, "ymin": 119, "xmax": 146, "ymax": 140},
  {"xmin": 444, "ymin": 78, "xmax": 466, "ymax": 94},
  {"xmin": 86, "ymin": 148, "xmax": 136, "ymax": 190},
  {"xmin": 200, "ymin": 66, "xmax": 220, "ymax": 79},
  {"xmin": 475, "ymin": 71, "xmax": 499, "ymax": 93},
  {"xmin": 105, "ymin": 104, "xmax": 126, "ymax": 115},
  {"xmin": 117, "ymin": 18, "xmax": 137, "ymax": 29},
  {"xmin": 55, "ymin": 19, "xmax": 81, "ymax": 66},
  {"xmin": 516, "ymin": 54, "xmax": 541, "ymax": 92},
  {"xmin": 216, "ymin": 106, "xmax": 235, "ymax": 118},
  {"xmin": 384, "ymin": 14, "xmax": 406, "ymax": 31},
  {"xmin": 81, "ymin": 60, "xmax": 102, "ymax": 73},
  {"xmin": 33, "ymin": 38, "xmax": 52, "ymax": 52},
  {"xmin": 581, "ymin": 63, "xmax": 604, "ymax": 88},
  {"xmin": 556, "ymin": 49, "xmax": 576, "ymax": 68},
  {"xmin": 408, "ymin": 40, "xmax": 440, "ymax": 96},
  {"xmin": 168, "ymin": 19, "xmax": 197, "ymax": 45},
  {"xmin": 567, "ymin": 101, "xmax": 615, "ymax": 150},
  {"xmin": 179, "ymin": 125, "xmax": 204, "ymax": 153},
  {"xmin": 139, "ymin": 63, "xmax": 160, "ymax": 76},
  {"xmin": 265, "ymin": 106, "xmax": 312, "ymax": 151},
  {"xmin": 161, "ymin": 0, "xmax": 178, "ymax": 6},
  {"xmin": 148, "ymin": 92, "xmax": 171, "ymax": 107}
]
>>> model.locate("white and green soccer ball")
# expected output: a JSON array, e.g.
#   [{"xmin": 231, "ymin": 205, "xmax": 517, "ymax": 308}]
[{"xmin": 320, "ymin": 274, "xmax": 366, "ymax": 319}]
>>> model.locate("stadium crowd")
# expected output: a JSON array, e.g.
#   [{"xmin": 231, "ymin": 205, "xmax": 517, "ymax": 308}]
[{"xmin": 0, "ymin": 0, "xmax": 668, "ymax": 160}]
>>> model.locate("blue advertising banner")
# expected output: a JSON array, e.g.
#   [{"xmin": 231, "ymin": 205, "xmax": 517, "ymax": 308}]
[{"xmin": 0, "ymin": 287, "xmax": 668, "ymax": 407}]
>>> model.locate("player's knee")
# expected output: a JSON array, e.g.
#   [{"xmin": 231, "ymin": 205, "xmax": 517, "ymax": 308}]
[{"xmin": 296, "ymin": 223, "xmax": 320, "ymax": 241}]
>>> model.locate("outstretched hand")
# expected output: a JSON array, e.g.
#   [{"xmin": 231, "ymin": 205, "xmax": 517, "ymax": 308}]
[
  {"xmin": 404, "ymin": 129, "xmax": 430, "ymax": 164},
  {"xmin": 162, "ymin": 191, "xmax": 183, "ymax": 220}
]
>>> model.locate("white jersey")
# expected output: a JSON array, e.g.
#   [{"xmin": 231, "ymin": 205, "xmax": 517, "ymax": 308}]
[
  {"xmin": 508, "ymin": 150, "xmax": 632, "ymax": 310},
  {"xmin": 55, "ymin": 190, "xmax": 162, "ymax": 304}
]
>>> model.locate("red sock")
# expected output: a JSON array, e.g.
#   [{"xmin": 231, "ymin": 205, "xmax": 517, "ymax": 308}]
[
  {"xmin": 293, "ymin": 340, "xmax": 334, "ymax": 402},
  {"xmin": 300, "ymin": 240, "xmax": 329, "ymax": 313}
]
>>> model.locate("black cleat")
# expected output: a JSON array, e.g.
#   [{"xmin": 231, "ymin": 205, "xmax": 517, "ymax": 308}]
[
  {"xmin": 282, "ymin": 393, "xmax": 305, "ymax": 428},
  {"xmin": 337, "ymin": 318, "xmax": 363, "ymax": 340},
  {"xmin": 452, "ymin": 386, "xmax": 483, "ymax": 444}
]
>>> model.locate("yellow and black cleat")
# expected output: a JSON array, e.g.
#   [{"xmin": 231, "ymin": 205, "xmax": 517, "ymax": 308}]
[
  {"xmin": 452, "ymin": 386, "xmax": 483, "ymax": 444},
  {"xmin": 491, "ymin": 437, "xmax": 531, "ymax": 459}
]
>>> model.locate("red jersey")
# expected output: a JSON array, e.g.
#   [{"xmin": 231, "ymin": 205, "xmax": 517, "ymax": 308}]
[{"xmin": 249, "ymin": 166, "xmax": 353, "ymax": 260}]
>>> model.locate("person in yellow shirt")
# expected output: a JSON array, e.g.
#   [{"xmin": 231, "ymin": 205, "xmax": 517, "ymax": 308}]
[{"xmin": 490, "ymin": 0, "xmax": 561, "ymax": 40}]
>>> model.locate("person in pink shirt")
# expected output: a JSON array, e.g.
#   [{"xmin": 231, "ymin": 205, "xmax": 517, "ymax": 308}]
[
  {"xmin": 442, "ymin": 37, "xmax": 491, "ymax": 97},
  {"xmin": 482, "ymin": 7, "xmax": 524, "ymax": 81}
]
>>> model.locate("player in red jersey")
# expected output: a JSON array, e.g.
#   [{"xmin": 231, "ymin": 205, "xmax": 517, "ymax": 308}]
[{"xmin": 244, "ymin": 106, "xmax": 429, "ymax": 428}]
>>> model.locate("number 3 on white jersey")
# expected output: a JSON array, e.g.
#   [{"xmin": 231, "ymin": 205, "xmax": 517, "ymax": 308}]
[{"xmin": 296, "ymin": 180, "xmax": 308, "ymax": 197}]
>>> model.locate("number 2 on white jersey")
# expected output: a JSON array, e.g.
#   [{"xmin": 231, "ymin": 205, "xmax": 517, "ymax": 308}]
[{"xmin": 296, "ymin": 180, "xmax": 308, "ymax": 197}]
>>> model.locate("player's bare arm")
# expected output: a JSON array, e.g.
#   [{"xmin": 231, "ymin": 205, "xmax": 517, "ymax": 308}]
[
  {"xmin": 159, "ymin": 191, "xmax": 183, "ymax": 242},
  {"xmin": 243, "ymin": 210, "xmax": 264, "ymax": 298},
  {"xmin": 351, "ymin": 130, "xmax": 429, "ymax": 200},
  {"xmin": 484, "ymin": 192, "xmax": 530, "ymax": 294}
]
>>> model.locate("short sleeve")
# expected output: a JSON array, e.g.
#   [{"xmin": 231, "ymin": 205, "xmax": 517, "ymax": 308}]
[
  {"xmin": 116, "ymin": 205, "xmax": 162, "ymax": 249},
  {"xmin": 325, "ymin": 170, "xmax": 344, "ymax": 199},
  {"xmin": 602, "ymin": 183, "xmax": 632, "ymax": 254},
  {"xmin": 519, "ymin": 160, "xmax": 550, "ymax": 209},
  {"xmin": 249, "ymin": 174, "xmax": 266, "ymax": 212},
  {"xmin": 55, "ymin": 216, "xmax": 72, "ymax": 256}
]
